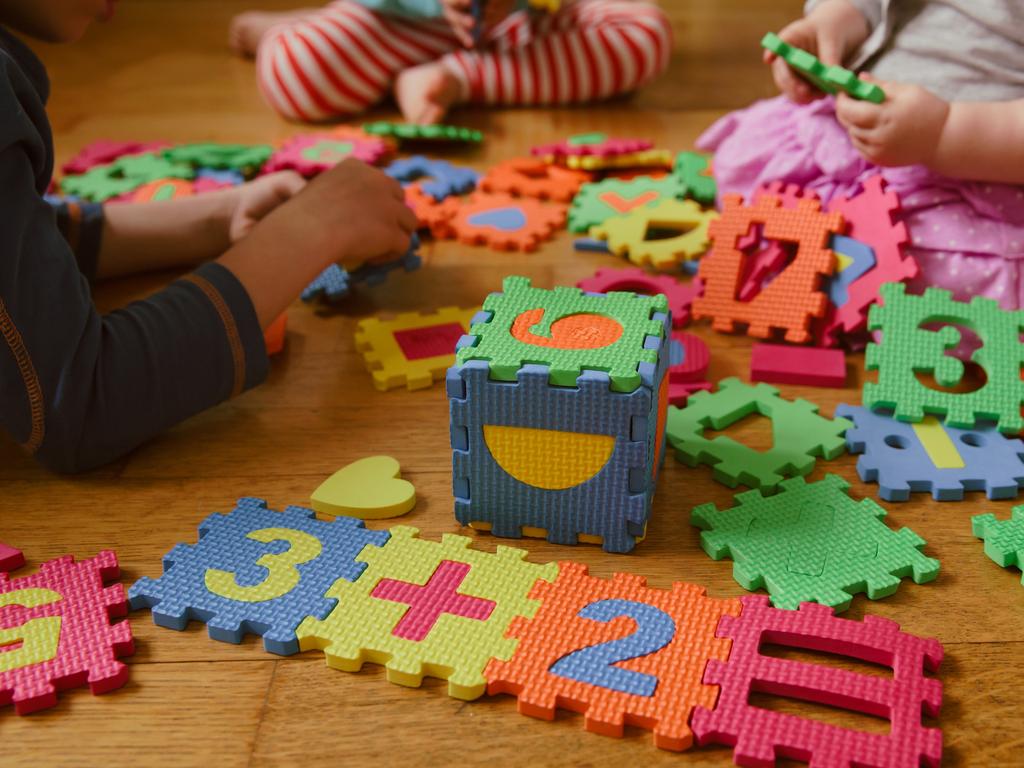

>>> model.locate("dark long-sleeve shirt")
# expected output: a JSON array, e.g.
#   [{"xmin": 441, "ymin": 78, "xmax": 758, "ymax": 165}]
[{"xmin": 0, "ymin": 27, "xmax": 267, "ymax": 473}]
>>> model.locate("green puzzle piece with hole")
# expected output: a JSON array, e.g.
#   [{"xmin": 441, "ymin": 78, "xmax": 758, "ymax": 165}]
[
  {"xmin": 163, "ymin": 143, "xmax": 273, "ymax": 174},
  {"xmin": 692, "ymin": 474, "xmax": 940, "ymax": 611},
  {"xmin": 761, "ymin": 32, "xmax": 885, "ymax": 104},
  {"xmin": 864, "ymin": 282, "xmax": 1024, "ymax": 434},
  {"xmin": 666, "ymin": 377, "xmax": 851, "ymax": 492},
  {"xmin": 973, "ymin": 509, "xmax": 1024, "ymax": 585},
  {"xmin": 569, "ymin": 175, "xmax": 686, "ymax": 232}
]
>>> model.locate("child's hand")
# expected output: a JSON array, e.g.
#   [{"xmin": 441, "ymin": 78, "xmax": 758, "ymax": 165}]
[
  {"xmin": 440, "ymin": 0, "xmax": 477, "ymax": 48},
  {"xmin": 228, "ymin": 171, "xmax": 307, "ymax": 243},
  {"xmin": 764, "ymin": 0, "xmax": 871, "ymax": 104},
  {"xmin": 836, "ymin": 78, "xmax": 950, "ymax": 167}
]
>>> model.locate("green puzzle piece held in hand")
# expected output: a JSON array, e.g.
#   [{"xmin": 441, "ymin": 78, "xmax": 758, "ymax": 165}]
[
  {"xmin": 692, "ymin": 474, "xmax": 940, "ymax": 611},
  {"xmin": 973, "ymin": 508, "xmax": 1024, "ymax": 585},
  {"xmin": 666, "ymin": 377, "xmax": 851, "ymax": 492},
  {"xmin": 762, "ymin": 32, "xmax": 885, "ymax": 104},
  {"xmin": 864, "ymin": 282, "xmax": 1024, "ymax": 434}
]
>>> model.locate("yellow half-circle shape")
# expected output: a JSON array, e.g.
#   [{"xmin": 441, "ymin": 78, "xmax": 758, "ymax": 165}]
[{"xmin": 483, "ymin": 425, "xmax": 615, "ymax": 490}]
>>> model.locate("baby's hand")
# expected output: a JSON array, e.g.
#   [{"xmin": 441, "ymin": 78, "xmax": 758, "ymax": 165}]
[
  {"xmin": 278, "ymin": 158, "xmax": 419, "ymax": 270},
  {"xmin": 229, "ymin": 171, "xmax": 307, "ymax": 243},
  {"xmin": 836, "ymin": 78, "xmax": 950, "ymax": 167},
  {"xmin": 440, "ymin": 0, "xmax": 477, "ymax": 48},
  {"xmin": 765, "ymin": 0, "xmax": 871, "ymax": 104}
]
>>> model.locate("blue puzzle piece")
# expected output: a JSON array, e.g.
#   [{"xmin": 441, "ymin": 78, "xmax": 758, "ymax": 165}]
[
  {"xmin": 837, "ymin": 404, "xmax": 1024, "ymax": 502},
  {"xmin": 680, "ymin": 259, "xmax": 700, "ymax": 276},
  {"xmin": 197, "ymin": 167, "xmax": 245, "ymax": 186},
  {"xmin": 385, "ymin": 156, "xmax": 480, "ymax": 201},
  {"xmin": 128, "ymin": 497, "xmax": 389, "ymax": 654},
  {"xmin": 468, "ymin": 207, "xmax": 527, "ymax": 231},
  {"xmin": 826, "ymin": 234, "xmax": 875, "ymax": 308},
  {"xmin": 574, "ymin": 237, "xmax": 611, "ymax": 253},
  {"xmin": 669, "ymin": 337, "xmax": 685, "ymax": 367},
  {"xmin": 302, "ymin": 234, "xmax": 422, "ymax": 303}
]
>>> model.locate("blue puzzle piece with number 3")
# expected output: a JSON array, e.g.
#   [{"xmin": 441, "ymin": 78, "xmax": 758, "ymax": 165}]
[
  {"xmin": 128, "ymin": 497, "xmax": 390, "ymax": 655},
  {"xmin": 838, "ymin": 405, "xmax": 1024, "ymax": 501}
]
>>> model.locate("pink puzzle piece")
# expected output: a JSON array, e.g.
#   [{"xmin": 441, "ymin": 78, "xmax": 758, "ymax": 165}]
[
  {"xmin": 669, "ymin": 332, "xmax": 712, "ymax": 406},
  {"xmin": 750, "ymin": 343, "xmax": 847, "ymax": 388},
  {"xmin": 0, "ymin": 543, "xmax": 24, "ymax": 572},
  {"xmin": 576, "ymin": 267, "xmax": 702, "ymax": 328},
  {"xmin": 692, "ymin": 595, "xmax": 944, "ymax": 768},
  {"xmin": 61, "ymin": 140, "xmax": 170, "ymax": 175},
  {"xmin": 531, "ymin": 134, "xmax": 653, "ymax": 160},
  {"xmin": 0, "ymin": 550, "xmax": 135, "ymax": 715},
  {"xmin": 262, "ymin": 129, "xmax": 393, "ymax": 177}
]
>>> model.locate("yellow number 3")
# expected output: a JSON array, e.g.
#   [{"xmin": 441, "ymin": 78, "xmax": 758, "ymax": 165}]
[
  {"xmin": 0, "ymin": 589, "xmax": 63, "ymax": 673},
  {"xmin": 204, "ymin": 528, "xmax": 322, "ymax": 603}
]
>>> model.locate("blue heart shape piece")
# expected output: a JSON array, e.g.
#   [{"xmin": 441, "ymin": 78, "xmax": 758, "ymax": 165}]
[{"xmin": 467, "ymin": 207, "xmax": 527, "ymax": 232}]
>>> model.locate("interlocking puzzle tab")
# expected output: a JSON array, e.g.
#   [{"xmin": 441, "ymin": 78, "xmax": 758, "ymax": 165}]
[
  {"xmin": 0, "ymin": 542, "xmax": 24, "ymax": 572},
  {"xmin": 128, "ymin": 497, "xmax": 389, "ymax": 655},
  {"xmin": 694, "ymin": 193, "xmax": 843, "ymax": 343},
  {"xmin": 972, "ymin": 509, "xmax": 1024, "ymax": 585},
  {"xmin": 355, "ymin": 307, "xmax": 479, "ymax": 391},
  {"xmin": 441, "ymin": 193, "xmax": 566, "ymax": 251},
  {"xmin": 448, "ymin": 276, "xmax": 671, "ymax": 553},
  {"xmin": 569, "ymin": 175, "xmax": 686, "ymax": 233},
  {"xmin": 666, "ymin": 378, "xmax": 850, "ymax": 492},
  {"xmin": 485, "ymin": 561, "xmax": 740, "ymax": 751},
  {"xmin": 263, "ymin": 128, "xmax": 392, "ymax": 177},
  {"xmin": 692, "ymin": 595, "xmax": 943, "ymax": 768},
  {"xmin": 480, "ymin": 157, "xmax": 591, "ymax": 202},
  {"xmin": 839, "ymin": 405, "xmax": 1024, "ymax": 501},
  {"xmin": 0, "ymin": 550, "xmax": 135, "ymax": 715},
  {"xmin": 692, "ymin": 474, "xmax": 939, "ymax": 611},
  {"xmin": 297, "ymin": 526, "xmax": 557, "ymax": 700},
  {"xmin": 865, "ymin": 283, "xmax": 1024, "ymax": 434}
]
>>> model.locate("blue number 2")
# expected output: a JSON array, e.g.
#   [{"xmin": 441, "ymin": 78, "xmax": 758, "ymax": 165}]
[{"xmin": 549, "ymin": 599, "xmax": 676, "ymax": 697}]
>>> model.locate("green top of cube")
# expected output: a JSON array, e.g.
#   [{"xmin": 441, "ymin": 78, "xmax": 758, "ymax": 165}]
[
  {"xmin": 761, "ymin": 32, "xmax": 885, "ymax": 104},
  {"xmin": 455, "ymin": 276, "xmax": 669, "ymax": 393}
]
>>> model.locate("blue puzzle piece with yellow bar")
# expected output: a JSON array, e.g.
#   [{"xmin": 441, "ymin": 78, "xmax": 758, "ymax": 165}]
[
  {"xmin": 837, "ymin": 404, "xmax": 1024, "ymax": 501},
  {"xmin": 128, "ymin": 497, "xmax": 390, "ymax": 654}
]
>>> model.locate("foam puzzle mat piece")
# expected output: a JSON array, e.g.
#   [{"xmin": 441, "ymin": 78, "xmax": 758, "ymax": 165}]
[
  {"xmin": 564, "ymin": 149, "xmax": 675, "ymax": 172},
  {"xmin": 865, "ymin": 282, "xmax": 1024, "ymax": 434},
  {"xmin": 672, "ymin": 151, "xmax": 717, "ymax": 206},
  {"xmin": 456, "ymin": 275, "xmax": 667, "ymax": 392},
  {"xmin": 692, "ymin": 474, "xmax": 940, "ymax": 611},
  {"xmin": 355, "ymin": 307, "xmax": 479, "ymax": 391},
  {"xmin": 311, "ymin": 456, "xmax": 416, "ymax": 519},
  {"xmin": 405, "ymin": 182, "xmax": 459, "ymax": 236},
  {"xmin": 480, "ymin": 157, "xmax": 591, "ymax": 202},
  {"xmin": 264, "ymin": 312, "xmax": 287, "ymax": 357},
  {"xmin": 569, "ymin": 175, "xmax": 686, "ymax": 233},
  {"xmin": 762, "ymin": 32, "xmax": 886, "ymax": 103},
  {"xmin": 363, "ymin": 121, "xmax": 482, "ymax": 144},
  {"xmin": 694, "ymin": 194, "xmax": 843, "ymax": 343},
  {"xmin": 0, "ymin": 542, "xmax": 25, "ymax": 572},
  {"xmin": 442, "ymin": 193, "xmax": 566, "ymax": 251},
  {"xmin": 128, "ymin": 498, "xmax": 389, "ymax": 655},
  {"xmin": 0, "ymin": 551, "xmax": 135, "ymax": 715},
  {"xmin": 576, "ymin": 267, "xmax": 701, "ymax": 328},
  {"xmin": 163, "ymin": 143, "xmax": 273, "ymax": 174},
  {"xmin": 296, "ymin": 526, "xmax": 557, "ymax": 700},
  {"xmin": 750, "ymin": 343, "xmax": 847, "ymax": 388},
  {"xmin": 263, "ymin": 128, "xmax": 393, "ymax": 176},
  {"xmin": 972, "ymin": 509, "xmax": 1024, "ymax": 584},
  {"xmin": 666, "ymin": 378, "xmax": 851, "ymax": 491},
  {"xmin": 61, "ymin": 152, "xmax": 195, "ymax": 202},
  {"xmin": 531, "ymin": 134, "xmax": 653, "ymax": 160},
  {"xmin": 485, "ymin": 562, "xmax": 740, "ymax": 751},
  {"xmin": 62, "ymin": 140, "xmax": 170, "ymax": 175},
  {"xmin": 591, "ymin": 199, "xmax": 718, "ymax": 271},
  {"xmin": 692, "ymin": 595, "xmax": 943, "ymax": 768},
  {"xmin": 386, "ymin": 156, "xmax": 480, "ymax": 201},
  {"xmin": 839, "ymin": 405, "xmax": 1024, "ymax": 501},
  {"xmin": 301, "ymin": 236, "xmax": 422, "ymax": 304}
]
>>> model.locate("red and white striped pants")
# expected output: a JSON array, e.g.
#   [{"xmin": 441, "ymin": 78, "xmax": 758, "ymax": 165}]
[{"xmin": 257, "ymin": 0, "xmax": 673, "ymax": 122}]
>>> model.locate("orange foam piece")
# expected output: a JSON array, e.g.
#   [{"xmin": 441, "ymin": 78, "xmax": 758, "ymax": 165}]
[
  {"xmin": 485, "ymin": 561, "xmax": 740, "ymax": 751},
  {"xmin": 264, "ymin": 313, "xmax": 287, "ymax": 356},
  {"xmin": 405, "ymin": 182, "xmax": 456, "ymax": 237},
  {"xmin": 694, "ymin": 194, "xmax": 843, "ymax": 343},
  {"xmin": 442, "ymin": 193, "xmax": 567, "ymax": 252},
  {"xmin": 480, "ymin": 158, "xmax": 592, "ymax": 202},
  {"xmin": 510, "ymin": 308, "xmax": 623, "ymax": 349}
]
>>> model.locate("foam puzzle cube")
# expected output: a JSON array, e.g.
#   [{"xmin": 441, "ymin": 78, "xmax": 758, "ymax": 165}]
[{"xmin": 447, "ymin": 276, "xmax": 671, "ymax": 553}]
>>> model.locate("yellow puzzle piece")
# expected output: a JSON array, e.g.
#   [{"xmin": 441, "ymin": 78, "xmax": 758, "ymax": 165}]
[
  {"xmin": 561, "ymin": 148, "xmax": 674, "ymax": 172},
  {"xmin": 311, "ymin": 456, "xmax": 417, "ymax": 520},
  {"xmin": 591, "ymin": 198, "xmax": 718, "ymax": 271},
  {"xmin": 355, "ymin": 307, "xmax": 479, "ymax": 392}
]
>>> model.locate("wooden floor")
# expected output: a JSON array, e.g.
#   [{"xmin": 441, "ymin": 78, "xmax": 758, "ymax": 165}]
[{"xmin": 3, "ymin": 2, "xmax": 1022, "ymax": 766}]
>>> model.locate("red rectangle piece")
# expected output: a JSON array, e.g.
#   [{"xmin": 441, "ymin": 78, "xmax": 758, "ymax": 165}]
[{"xmin": 750, "ymin": 343, "xmax": 846, "ymax": 388}]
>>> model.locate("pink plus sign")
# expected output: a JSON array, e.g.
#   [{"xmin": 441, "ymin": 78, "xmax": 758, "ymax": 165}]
[{"xmin": 371, "ymin": 560, "xmax": 496, "ymax": 642}]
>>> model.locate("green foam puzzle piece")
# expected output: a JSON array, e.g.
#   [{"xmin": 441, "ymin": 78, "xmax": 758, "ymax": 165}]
[
  {"xmin": 672, "ymin": 151, "xmax": 717, "ymax": 206},
  {"xmin": 569, "ymin": 175, "xmax": 686, "ymax": 233},
  {"xmin": 163, "ymin": 143, "xmax": 273, "ymax": 174},
  {"xmin": 864, "ymin": 282, "xmax": 1024, "ymax": 434},
  {"xmin": 61, "ymin": 152, "xmax": 195, "ymax": 202},
  {"xmin": 666, "ymin": 377, "xmax": 851, "ymax": 491},
  {"xmin": 761, "ymin": 32, "xmax": 885, "ymax": 104},
  {"xmin": 456, "ymin": 275, "xmax": 667, "ymax": 393},
  {"xmin": 362, "ymin": 121, "xmax": 483, "ymax": 144},
  {"xmin": 692, "ymin": 474, "xmax": 940, "ymax": 611},
  {"xmin": 972, "ymin": 509, "xmax": 1024, "ymax": 584}
]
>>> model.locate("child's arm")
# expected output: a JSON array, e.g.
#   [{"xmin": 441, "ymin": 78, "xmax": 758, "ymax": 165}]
[
  {"xmin": 835, "ymin": 81, "xmax": 1024, "ymax": 184},
  {"xmin": 765, "ymin": 0, "xmax": 874, "ymax": 103}
]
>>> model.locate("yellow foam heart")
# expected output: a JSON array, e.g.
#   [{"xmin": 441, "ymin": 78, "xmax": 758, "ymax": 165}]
[{"xmin": 311, "ymin": 456, "xmax": 416, "ymax": 520}]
